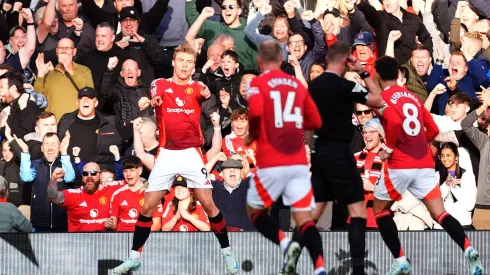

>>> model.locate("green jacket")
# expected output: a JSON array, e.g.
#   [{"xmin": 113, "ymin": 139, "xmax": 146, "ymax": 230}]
[
  {"xmin": 401, "ymin": 60, "xmax": 428, "ymax": 102},
  {"xmin": 185, "ymin": 0, "xmax": 258, "ymax": 71}
]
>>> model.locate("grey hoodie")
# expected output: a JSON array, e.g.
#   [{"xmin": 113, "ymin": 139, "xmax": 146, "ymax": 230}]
[{"xmin": 461, "ymin": 110, "xmax": 490, "ymax": 208}]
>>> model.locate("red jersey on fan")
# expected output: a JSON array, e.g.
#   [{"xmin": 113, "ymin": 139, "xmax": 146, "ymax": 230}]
[
  {"xmin": 222, "ymin": 132, "xmax": 257, "ymax": 157},
  {"xmin": 61, "ymin": 181, "xmax": 126, "ymax": 232},
  {"xmin": 150, "ymin": 78, "xmax": 206, "ymax": 150},
  {"xmin": 110, "ymin": 184, "xmax": 145, "ymax": 232},
  {"xmin": 246, "ymin": 70, "xmax": 322, "ymax": 168},
  {"xmin": 159, "ymin": 200, "xmax": 209, "ymax": 231},
  {"xmin": 378, "ymin": 86, "xmax": 440, "ymax": 169}
]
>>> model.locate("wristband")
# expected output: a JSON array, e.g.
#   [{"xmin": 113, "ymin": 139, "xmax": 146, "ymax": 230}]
[
  {"xmin": 359, "ymin": 70, "xmax": 370, "ymax": 79},
  {"xmin": 385, "ymin": 147, "xmax": 394, "ymax": 154},
  {"xmin": 214, "ymin": 126, "xmax": 221, "ymax": 130},
  {"xmin": 26, "ymin": 22, "xmax": 35, "ymax": 26},
  {"xmin": 435, "ymin": 58, "xmax": 443, "ymax": 65}
]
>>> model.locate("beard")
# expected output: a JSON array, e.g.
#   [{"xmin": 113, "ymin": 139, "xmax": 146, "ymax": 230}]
[{"xmin": 83, "ymin": 180, "xmax": 99, "ymax": 194}]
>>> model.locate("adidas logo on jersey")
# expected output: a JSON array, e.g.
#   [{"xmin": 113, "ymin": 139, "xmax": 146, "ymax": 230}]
[
  {"xmin": 121, "ymin": 200, "xmax": 128, "ymax": 206},
  {"xmin": 79, "ymin": 201, "xmax": 87, "ymax": 207},
  {"xmin": 165, "ymin": 88, "xmax": 173, "ymax": 94},
  {"xmin": 237, "ymin": 147, "xmax": 243, "ymax": 152}
]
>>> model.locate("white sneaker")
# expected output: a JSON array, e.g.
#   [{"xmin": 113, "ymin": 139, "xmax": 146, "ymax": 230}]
[{"xmin": 222, "ymin": 247, "xmax": 239, "ymax": 274}]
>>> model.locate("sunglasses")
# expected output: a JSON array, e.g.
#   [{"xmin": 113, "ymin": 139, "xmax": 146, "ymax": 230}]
[
  {"xmin": 221, "ymin": 4, "xmax": 236, "ymax": 10},
  {"xmin": 82, "ymin": 171, "xmax": 100, "ymax": 177},
  {"xmin": 356, "ymin": 110, "xmax": 372, "ymax": 116}
]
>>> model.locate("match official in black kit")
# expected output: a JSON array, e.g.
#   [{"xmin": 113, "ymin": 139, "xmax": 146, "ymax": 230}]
[{"xmin": 307, "ymin": 42, "xmax": 385, "ymax": 275}]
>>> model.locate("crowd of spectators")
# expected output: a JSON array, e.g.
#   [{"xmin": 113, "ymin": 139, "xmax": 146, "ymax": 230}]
[{"xmin": 0, "ymin": 0, "xmax": 490, "ymax": 233}]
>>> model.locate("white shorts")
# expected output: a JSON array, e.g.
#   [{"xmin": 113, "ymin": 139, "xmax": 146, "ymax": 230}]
[
  {"xmin": 247, "ymin": 165, "xmax": 315, "ymax": 212},
  {"xmin": 146, "ymin": 147, "xmax": 211, "ymax": 192},
  {"xmin": 374, "ymin": 168, "xmax": 441, "ymax": 201}
]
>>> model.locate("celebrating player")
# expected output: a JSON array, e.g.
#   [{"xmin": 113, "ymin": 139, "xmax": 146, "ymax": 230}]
[
  {"xmin": 245, "ymin": 39, "xmax": 325, "ymax": 275},
  {"xmin": 113, "ymin": 44, "xmax": 239, "ymax": 275},
  {"xmin": 373, "ymin": 56, "xmax": 483, "ymax": 275}
]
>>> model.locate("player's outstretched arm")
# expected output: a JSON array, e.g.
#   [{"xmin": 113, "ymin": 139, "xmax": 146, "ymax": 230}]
[{"xmin": 47, "ymin": 168, "xmax": 66, "ymax": 205}]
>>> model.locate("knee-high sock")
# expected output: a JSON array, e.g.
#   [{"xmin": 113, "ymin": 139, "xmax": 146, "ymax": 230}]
[
  {"xmin": 209, "ymin": 212, "xmax": 230, "ymax": 248},
  {"xmin": 299, "ymin": 221, "xmax": 325, "ymax": 271},
  {"xmin": 251, "ymin": 211, "xmax": 287, "ymax": 246},
  {"xmin": 437, "ymin": 211, "xmax": 472, "ymax": 252},
  {"xmin": 131, "ymin": 214, "xmax": 153, "ymax": 253},
  {"xmin": 348, "ymin": 217, "xmax": 366, "ymax": 275},
  {"xmin": 375, "ymin": 211, "xmax": 404, "ymax": 259}
]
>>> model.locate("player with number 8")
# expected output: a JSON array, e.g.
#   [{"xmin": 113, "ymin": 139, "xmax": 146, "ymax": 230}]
[{"xmin": 373, "ymin": 56, "xmax": 483, "ymax": 275}]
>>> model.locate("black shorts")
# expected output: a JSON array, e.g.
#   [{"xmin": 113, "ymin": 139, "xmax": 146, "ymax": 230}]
[{"xmin": 311, "ymin": 144, "xmax": 364, "ymax": 205}]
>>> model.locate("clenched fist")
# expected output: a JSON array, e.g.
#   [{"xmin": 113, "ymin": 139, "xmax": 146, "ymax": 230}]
[
  {"xmin": 107, "ymin": 56, "xmax": 119, "ymax": 70},
  {"xmin": 52, "ymin": 167, "xmax": 65, "ymax": 179}
]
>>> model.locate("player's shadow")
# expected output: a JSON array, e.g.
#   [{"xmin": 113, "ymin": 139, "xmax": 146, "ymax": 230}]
[{"xmin": 327, "ymin": 249, "xmax": 379, "ymax": 275}]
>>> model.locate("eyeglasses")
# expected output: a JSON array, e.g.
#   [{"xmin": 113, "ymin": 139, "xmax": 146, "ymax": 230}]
[
  {"xmin": 56, "ymin": 47, "xmax": 74, "ymax": 51},
  {"xmin": 82, "ymin": 171, "xmax": 100, "ymax": 176},
  {"xmin": 356, "ymin": 110, "xmax": 372, "ymax": 116},
  {"xmin": 288, "ymin": 40, "xmax": 304, "ymax": 46},
  {"xmin": 121, "ymin": 18, "xmax": 137, "ymax": 24},
  {"xmin": 101, "ymin": 177, "xmax": 114, "ymax": 183},
  {"xmin": 221, "ymin": 4, "xmax": 236, "ymax": 10},
  {"xmin": 361, "ymin": 130, "xmax": 378, "ymax": 136},
  {"xmin": 122, "ymin": 68, "xmax": 137, "ymax": 72}
]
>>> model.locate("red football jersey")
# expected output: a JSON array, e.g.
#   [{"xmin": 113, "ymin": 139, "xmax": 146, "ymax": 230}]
[
  {"xmin": 379, "ymin": 86, "xmax": 440, "ymax": 169},
  {"xmin": 246, "ymin": 70, "xmax": 322, "ymax": 168},
  {"xmin": 159, "ymin": 200, "xmax": 209, "ymax": 232},
  {"xmin": 150, "ymin": 78, "xmax": 206, "ymax": 150},
  {"xmin": 109, "ymin": 184, "xmax": 145, "ymax": 232},
  {"xmin": 61, "ymin": 181, "xmax": 126, "ymax": 232}
]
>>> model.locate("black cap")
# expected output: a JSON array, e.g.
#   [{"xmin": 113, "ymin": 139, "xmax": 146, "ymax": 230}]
[
  {"xmin": 78, "ymin": 87, "xmax": 97, "ymax": 99},
  {"xmin": 173, "ymin": 175, "xmax": 187, "ymax": 188},
  {"xmin": 9, "ymin": 26, "xmax": 26, "ymax": 37},
  {"xmin": 221, "ymin": 158, "xmax": 243, "ymax": 169},
  {"xmin": 120, "ymin": 7, "xmax": 140, "ymax": 21},
  {"xmin": 323, "ymin": 7, "xmax": 341, "ymax": 18}
]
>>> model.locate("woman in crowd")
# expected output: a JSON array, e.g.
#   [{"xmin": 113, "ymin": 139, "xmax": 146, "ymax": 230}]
[
  {"xmin": 160, "ymin": 176, "xmax": 210, "ymax": 232},
  {"xmin": 435, "ymin": 142, "xmax": 477, "ymax": 229}
]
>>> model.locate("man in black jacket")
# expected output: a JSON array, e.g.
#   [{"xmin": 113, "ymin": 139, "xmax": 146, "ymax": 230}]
[
  {"xmin": 0, "ymin": 71, "xmax": 40, "ymax": 139},
  {"xmin": 58, "ymin": 87, "xmax": 129, "ymax": 171},
  {"xmin": 356, "ymin": 0, "xmax": 433, "ymax": 64},
  {"xmin": 101, "ymin": 57, "xmax": 153, "ymax": 123},
  {"xmin": 77, "ymin": 22, "xmax": 128, "ymax": 111},
  {"xmin": 80, "ymin": 0, "xmax": 169, "ymax": 36},
  {"xmin": 113, "ymin": 7, "xmax": 165, "ymax": 87}
]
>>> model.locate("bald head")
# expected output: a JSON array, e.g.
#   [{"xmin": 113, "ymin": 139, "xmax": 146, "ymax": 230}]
[
  {"xmin": 83, "ymin": 162, "xmax": 101, "ymax": 172},
  {"xmin": 58, "ymin": 38, "xmax": 75, "ymax": 48},
  {"xmin": 208, "ymin": 43, "xmax": 225, "ymax": 71},
  {"xmin": 258, "ymin": 39, "xmax": 282, "ymax": 64},
  {"xmin": 121, "ymin": 59, "xmax": 141, "ymax": 86}
]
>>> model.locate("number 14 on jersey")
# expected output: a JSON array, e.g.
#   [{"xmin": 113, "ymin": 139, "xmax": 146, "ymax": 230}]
[{"xmin": 270, "ymin": 91, "xmax": 303, "ymax": 129}]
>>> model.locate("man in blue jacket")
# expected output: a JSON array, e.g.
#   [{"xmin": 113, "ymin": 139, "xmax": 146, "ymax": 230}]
[{"xmin": 19, "ymin": 131, "xmax": 78, "ymax": 232}]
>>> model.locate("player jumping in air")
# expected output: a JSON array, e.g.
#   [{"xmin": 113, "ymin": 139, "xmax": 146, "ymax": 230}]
[
  {"xmin": 113, "ymin": 44, "xmax": 239, "ymax": 275},
  {"xmin": 373, "ymin": 56, "xmax": 483, "ymax": 275},
  {"xmin": 245, "ymin": 39, "xmax": 326, "ymax": 275}
]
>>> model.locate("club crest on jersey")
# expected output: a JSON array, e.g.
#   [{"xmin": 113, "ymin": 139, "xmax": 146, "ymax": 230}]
[
  {"xmin": 139, "ymin": 198, "xmax": 145, "ymax": 206},
  {"xmin": 185, "ymin": 88, "xmax": 193, "ymax": 95},
  {"xmin": 175, "ymin": 97, "xmax": 185, "ymax": 107},
  {"xmin": 99, "ymin": 196, "xmax": 108, "ymax": 205}
]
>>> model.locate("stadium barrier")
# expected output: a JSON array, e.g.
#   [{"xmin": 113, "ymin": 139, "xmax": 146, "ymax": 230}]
[{"xmin": 1, "ymin": 231, "xmax": 488, "ymax": 275}]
